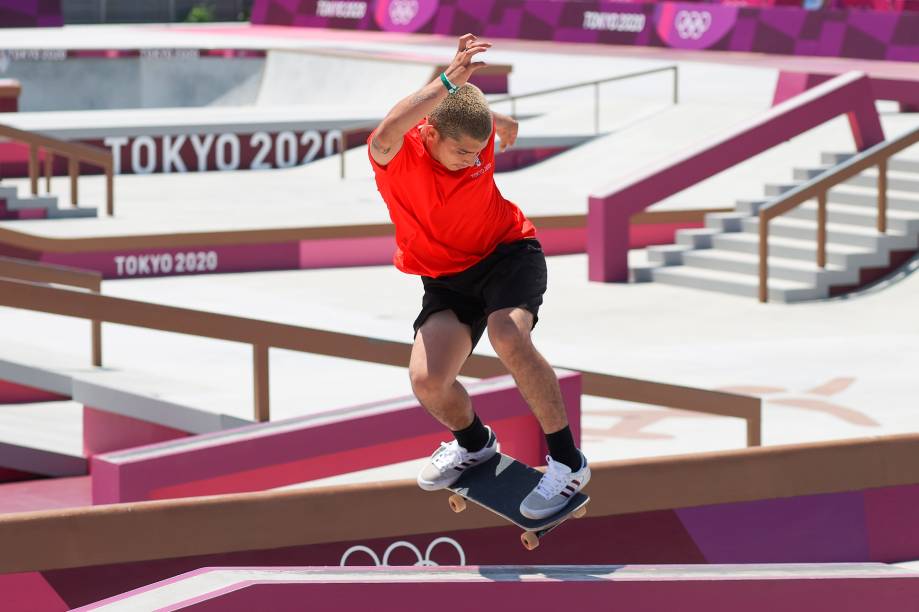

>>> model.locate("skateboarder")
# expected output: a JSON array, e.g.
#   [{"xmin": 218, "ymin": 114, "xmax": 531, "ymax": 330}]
[{"xmin": 367, "ymin": 34, "xmax": 590, "ymax": 520}]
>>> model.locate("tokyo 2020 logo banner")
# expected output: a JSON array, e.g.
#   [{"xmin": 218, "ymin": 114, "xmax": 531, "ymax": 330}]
[
  {"xmin": 655, "ymin": 3, "xmax": 738, "ymax": 50},
  {"xmin": 374, "ymin": 0, "xmax": 439, "ymax": 32}
]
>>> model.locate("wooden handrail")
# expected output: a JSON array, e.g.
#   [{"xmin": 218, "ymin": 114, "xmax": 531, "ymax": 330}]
[
  {"xmin": 0, "ymin": 123, "xmax": 115, "ymax": 216},
  {"xmin": 0, "ymin": 276, "xmax": 759, "ymax": 441},
  {"xmin": 4, "ymin": 431, "xmax": 917, "ymax": 574},
  {"xmin": 0, "ymin": 209, "xmax": 727, "ymax": 255},
  {"xmin": 0, "ymin": 257, "xmax": 102, "ymax": 366},
  {"xmin": 337, "ymin": 66, "xmax": 679, "ymax": 179},
  {"xmin": 758, "ymin": 124, "xmax": 919, "ymax": 302}
]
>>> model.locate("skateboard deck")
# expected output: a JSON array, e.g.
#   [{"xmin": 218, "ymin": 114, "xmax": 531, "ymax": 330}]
[{"xmin": 446, "ymin": 452, "xmax": 589, "ymax": 550}]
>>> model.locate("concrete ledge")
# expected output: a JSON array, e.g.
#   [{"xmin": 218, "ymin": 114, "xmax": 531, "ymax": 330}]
[
  {"xmin": 76, "ymin": 564, "xmax": 919, "ymax": 612},
  {"xmin": 90, "ymin": 371, "xmax": 582, "ymax": 503}
]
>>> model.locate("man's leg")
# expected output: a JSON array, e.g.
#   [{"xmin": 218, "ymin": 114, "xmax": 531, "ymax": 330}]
[
  {"xmin": 412, "ymin": 310, "xmax": 497, "ymax": 491},
  {"xmin": 409, "ymin": 309, "xmax": 474, "ymax": 431},
  {"xmin": 486, "ymin": 306, "xmax": 568, "ymax": 434},
  {"xmin": 488, "ymin": 306, "xmax": 590, "ymax": 519}
]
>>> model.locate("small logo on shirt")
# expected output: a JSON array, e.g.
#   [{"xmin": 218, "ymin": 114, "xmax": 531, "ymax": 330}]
[{"xmin": 469, "ymin": 161, "xmax": 492, "ymax": 179}]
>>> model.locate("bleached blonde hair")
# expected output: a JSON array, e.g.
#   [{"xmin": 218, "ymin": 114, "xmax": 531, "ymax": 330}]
[{"xmin": 429, "ymin": 83, "xmax": 493, "ymax": 142}]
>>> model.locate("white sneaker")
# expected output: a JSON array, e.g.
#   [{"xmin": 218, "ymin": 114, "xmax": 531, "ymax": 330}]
[
  {"xmin": 416, "ymin": 427, "xmax": 498, "ymax": 491},
  {"xmin": 519, "ymin": 452, "xmax": 590, "ymax": 520}
]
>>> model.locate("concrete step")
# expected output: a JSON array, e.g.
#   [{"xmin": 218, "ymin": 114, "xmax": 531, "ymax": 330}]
[
  {"xmin": 827, "ymin": 184, "xmax": 919, "ymax": 213},
  {"xmin": 846, "ymin": 168, "xmax": 919, "ymax": 192},
  {"xmin": 712, "ymin": 231, "xmax": 886, "ymax": 268},
  {"xmin": 742, "ymin": 216, "xmax": 919, "ymax": 250},
  {"xmin": 793, "ymin": 167, "xmax": 919, "ymax": 194},
  {"xmin": 675, "ymin": 227, "xmax": 720, "ymax": 249},
  {"xmin": 784, "ymin": 200, "xmax": 919, "ymax": 233},
  {"xmin": 5, "ymin": 196, "xmax": 58, "ymax": 211},
  {"xmin": 650, "ymin": 265, "xmax": 822, "ymax": 302},
  {"xmin": 764, "ymin": 182, "xmax": 802, "ymax": 197},
  {"xmin": 735, "ymin": 199, "xmax": 768, "ymax": 215},
  {"xmin": 822, "ymin": 151, "xmax": 919, "ymax": 174},
  {"xmin": 704, "ymin": 212, "xmax": 747, "ymax": 232},
  {"xmin": 647, "ymin": 244, "xmax": 690, "ymax": 266},
  {"xmin": 47, "ymin": 206, "xmax": 98, "ymax": 219},
  {"xmin": 821, "ymin": 151, "xmax": 856, "ymax": 165},
  {"xmin": 793, "ymin": 166, "xmax": 831, "ymax": 181},
  {"xmin": 680, "ymin": 248, "xmax": 859, "ymax": 286}
]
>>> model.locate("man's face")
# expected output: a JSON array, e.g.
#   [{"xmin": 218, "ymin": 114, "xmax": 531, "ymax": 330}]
[{"xmin": 423, "ymin": 125, "xmax": 489, "ymax": 172}]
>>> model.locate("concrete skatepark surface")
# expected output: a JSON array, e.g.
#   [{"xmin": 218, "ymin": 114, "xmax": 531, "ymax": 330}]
[{"xmin": 1, "ymin": 23, "xmax": 918, "ymax": 476}]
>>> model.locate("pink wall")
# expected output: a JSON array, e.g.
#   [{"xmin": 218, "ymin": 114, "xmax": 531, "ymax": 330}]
[{"xmin": 91, "ymin": 373, "xmax": 582, "ymax": 504}]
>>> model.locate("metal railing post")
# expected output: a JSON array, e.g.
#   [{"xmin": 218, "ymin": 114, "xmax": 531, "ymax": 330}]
[
  {"xmin": 594, "ymin": 82, "xmax": 600, "ymax": 134},
  {"xmin": 253, "ymin": 344, "xmax": 270, "ymax": 422},
  {"xmin": 106, "ymin": 167, "xmax": 114, "ymax": 216},
  {"xmin": 29, "ymin": 145, "xmax": 38, "ymax": 196},
  {"xmin": 68, "ymin": 157, "xmax": 78, "ymax": 207},
  {"xmin": 672, "ymin": 66, "xmax": 679, "ymax": 104},
  {"xmin": 878, "ymin": 159, "xmax": 888, "ymax": 234},
  {"xmin": 759, "ymin": 218, "xmax": 769, "ymax": 303},
  {"xmin": 510, "ymin": 97, "xmax": 517, "ymax": 120},
  {"xmin": 44, "ymin": 153, "xmax": 52, "ymax": 193},
  {"xmin": 817, "ymin": 192, "xmax": 827, "ymax": 268}
]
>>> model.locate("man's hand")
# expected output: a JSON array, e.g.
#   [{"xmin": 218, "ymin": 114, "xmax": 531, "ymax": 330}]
[
  {"xmin": 443, "ymin": 33, "xmax": 491, "ymax": 87},
  {"xmin": 493, "ymin": 112, "xmax": 518, "ymax": 152},
  {"xmin": 369, "ymin": 34, "xmax": 492, "ymax": 167}
]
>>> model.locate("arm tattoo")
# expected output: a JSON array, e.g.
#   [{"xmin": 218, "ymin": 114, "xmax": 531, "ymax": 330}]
[
  {"xmin": 371, "ymin": 136, "xmax": 392, "ymax": 155},
  {"xmin": 410, "ymin": 90, "xmax": 438, "ymax": 105}
]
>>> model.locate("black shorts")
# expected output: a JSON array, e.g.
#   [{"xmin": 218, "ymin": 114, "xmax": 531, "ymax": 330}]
[{"xmin": 413, "ymin": 238, "xmax": 548, "ymax": 350}]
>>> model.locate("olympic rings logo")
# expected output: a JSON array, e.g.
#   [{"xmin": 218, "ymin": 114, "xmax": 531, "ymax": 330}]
[
  {"xmin": 674, "ymin": 10, "xmax": 712, "ymax": 40},
  {"xmin": 340, "ymin": 537, "xmax": 467, "ymax": 566},
  {"xmin": 389, "ymin": 0, "xmax": 420, "ymax": 25}
]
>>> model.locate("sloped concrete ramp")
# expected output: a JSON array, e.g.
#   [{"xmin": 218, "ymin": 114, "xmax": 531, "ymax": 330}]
[{"xmin": 77, "ymin": 564, "xmax": 919, "ymax": 611}]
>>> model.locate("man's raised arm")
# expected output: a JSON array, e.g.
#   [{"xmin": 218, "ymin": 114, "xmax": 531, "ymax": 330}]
[{"xmin": 369, "ymin": 33, "xmax": 491, "ymax": 167}]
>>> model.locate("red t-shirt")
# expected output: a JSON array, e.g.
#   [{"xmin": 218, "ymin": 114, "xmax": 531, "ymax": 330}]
[{"xmin": 368, "ymin": 121, "xmax": 536, "ymax": 278}]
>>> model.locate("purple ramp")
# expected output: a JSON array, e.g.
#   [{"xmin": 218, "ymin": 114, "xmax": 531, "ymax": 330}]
[{"xmin": 676, "ymin": 491, "xmax": 870, "ymax": 563}]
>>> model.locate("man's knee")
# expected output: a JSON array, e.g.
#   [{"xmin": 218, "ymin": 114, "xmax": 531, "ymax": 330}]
[
  {"xmin": 487, "ymin": 308, "xmax": 533, "ymax": 360},
  {"xmin": 409, "ymin": 365, "xmax": 455, "ymax": 402}
]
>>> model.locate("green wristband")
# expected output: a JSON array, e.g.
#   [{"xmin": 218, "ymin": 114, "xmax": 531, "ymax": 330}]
[{"xmin": 440, "ymin": 72, "xmax": 459, "ymax": 94}]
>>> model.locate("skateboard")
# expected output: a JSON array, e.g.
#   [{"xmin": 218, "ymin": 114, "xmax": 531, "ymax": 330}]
[{"xmin": 446, "ymin": 452, "xmax": 589, "ymax": 550}]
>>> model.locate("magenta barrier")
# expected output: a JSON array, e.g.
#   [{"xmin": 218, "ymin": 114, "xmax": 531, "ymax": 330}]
[
  {"xmin": 252, "ymin": 0, "xmax": 919, "ymax": 62},
  {"xmin": 0, "ymin": 0, "xmax": 61, "ymax": 28},
  {"xmin": 76, "ymin": 565, "xmax": 919, "ymax": 612},
  {"xmin": 0, "ymin": 379, "xmax": 67, "ymax": 404},
  {"xmin": 13, "ymin": 222, "xmax": 693, "ymax": 281},
  {"xmin": 90, "ymin": 372, "xmax": 581, "ymax": 503},
  {"xmin": 587, "ymin": 71, "xmax": 884, "ymax": 282},
  {"xmin": 83, "ymin": 407, "xmax": 192, "ymax": 459},
  {"xmin": 8, "ymin": 480, "xmax": 919, "ymax": 607},
  {"xmin": 774, "ymin": 71, "xmax": 919, "ymax": 111}
]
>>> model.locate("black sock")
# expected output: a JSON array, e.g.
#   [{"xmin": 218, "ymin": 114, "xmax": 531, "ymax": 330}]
[
  {"xmin": 546, "ymin": 426, "xmax": 582, "ymax": 471},
  {"xmin": 452, "ymin": 413, "xmax": 490, "ymax": 452}
]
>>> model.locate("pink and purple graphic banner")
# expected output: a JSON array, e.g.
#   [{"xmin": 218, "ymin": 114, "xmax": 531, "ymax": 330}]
[
  {"xmin": 253, "ymin": 0, "xmax": 919, "ymax": 61},
  {"xmin": 0, "ymin": 0, "xmax": 62, "ymax": 28}
]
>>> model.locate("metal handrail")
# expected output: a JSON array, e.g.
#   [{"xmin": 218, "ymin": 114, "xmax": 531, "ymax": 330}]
[
  {"xmin": 490, "ymin": 65, "xmax": 679, "ymax": 134},
  {"xmin": 0, "ymin": 123, "xmax": 115, "ymax": 216},
  {"xmin": 338, "ymin": 65, "xmax": 679, "ymax": 179},
  {"xmin": 758, "ymin": 125, "xmax": 919, "ymax": 302}
]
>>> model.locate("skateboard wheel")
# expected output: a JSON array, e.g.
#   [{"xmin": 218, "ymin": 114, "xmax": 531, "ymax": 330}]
[
  {"xmin": 448, "ymin": 494, "xmax": 466, "ymax": 513},
  {"xmin": 521, "ymin": 532, "xmax": 539, "ymax": 551},
  {"xmin": 573, "ymin": 505, "xmax": 588, "ymax": 519}
]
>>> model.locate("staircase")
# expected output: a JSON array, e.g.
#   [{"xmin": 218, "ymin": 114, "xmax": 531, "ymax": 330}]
[
  {"xmin": 632, "ymin": 152, "xmax": 919, "ymax": 302},
  {"xmin": 0, "ymin": 184, "xmax": 97, "ymax": 220}
]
